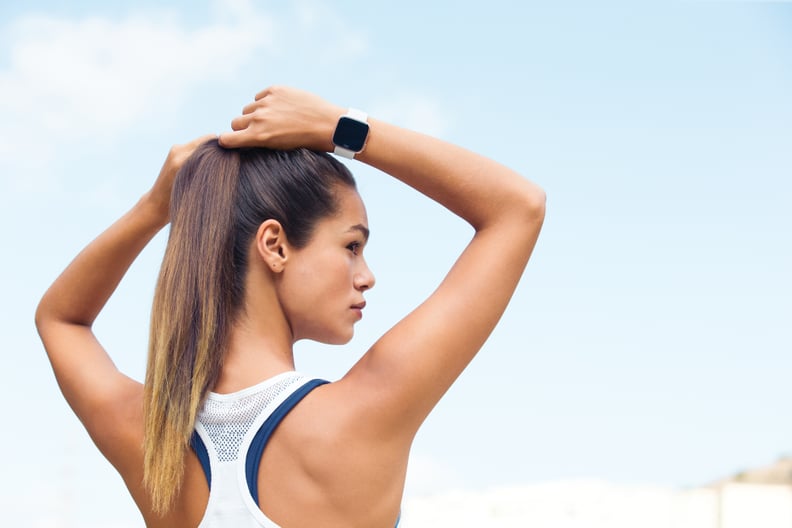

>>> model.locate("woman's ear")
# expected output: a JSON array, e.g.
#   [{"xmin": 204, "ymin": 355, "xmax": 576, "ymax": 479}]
[{"xmin": 255, "ymin": 219, "xmax": 289, "ymax": 273}]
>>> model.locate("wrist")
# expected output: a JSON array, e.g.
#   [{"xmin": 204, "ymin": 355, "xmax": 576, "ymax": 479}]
[
  {"xmin": 137, "ymin": 191, "xmax": 170, "ymax": 230},
  {"xmin": 315, "ymin": 104, "xmax": 345, "ymax": 153},
  {"xmin": 331, "ymin": 108, "xmax": 370, "ymax": 159}
]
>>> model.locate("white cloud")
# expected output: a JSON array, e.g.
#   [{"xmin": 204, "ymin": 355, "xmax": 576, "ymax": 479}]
[
  {"xmin": 0, "ymin": 4, "xmax": 274, "ymax": 188},
  {"xmin": 0, "ymin": 2, "xmax": 374, "ymax": 193},
  {"xmin": 290, "ymin": 1, "xmax": 369, "ymax": 64},
  {"xmin": 4, "ymin": 6, "xmax": 272, "ymax": 127}
]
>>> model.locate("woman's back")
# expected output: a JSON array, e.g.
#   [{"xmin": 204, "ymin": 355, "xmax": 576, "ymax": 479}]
[
  {"xmin": 35, "ymin": 86, "xmax": 545, "ymax": 527},
  {"xmin": 109, "ymin": 372, "xmax": 405, "ymax": 527}
]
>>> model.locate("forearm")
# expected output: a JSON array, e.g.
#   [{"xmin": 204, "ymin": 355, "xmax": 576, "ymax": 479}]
[
  {"xmin": 220, "ymin": 87, "xmax": 545, "ymax": 229},
  {"xmin": 356, "ymin": 119, "xmax": 545, "ymax": 231},
  {"xmin": 36, "ymin": 193, "xmax": 166, "ymax": 329}
]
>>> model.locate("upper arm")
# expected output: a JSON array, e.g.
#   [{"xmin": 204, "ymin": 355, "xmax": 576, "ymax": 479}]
[
  {"xmin": 36, "ymin": 319, "xmax": 144, "ymax": 469},
  {"xmin": 341, "ymin": 200, "xmax": 545, "ymax": 439}
]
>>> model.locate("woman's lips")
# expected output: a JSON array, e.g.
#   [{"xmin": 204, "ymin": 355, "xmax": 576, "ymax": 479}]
[{"xmin": 351, "ymin": 301, "xmax": 366, "ymax": 319}]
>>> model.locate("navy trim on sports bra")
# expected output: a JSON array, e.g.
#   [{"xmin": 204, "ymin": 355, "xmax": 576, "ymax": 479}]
[
  {"xmin": 190, "ymin": 378, "xmax": 399, "ymax": 527},
  {"xmin": 245, "ymin": 378, "xmax": 330, "ymax": 506},
  {"xmin": 190, "ymin": 431, "xmax": 212, "ymax": 488}
]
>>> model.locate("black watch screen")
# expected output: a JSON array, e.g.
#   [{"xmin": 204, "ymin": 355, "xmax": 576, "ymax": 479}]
[{"xmin": 333, "ymin": 117, "xmax": 369, "ymax": 152}]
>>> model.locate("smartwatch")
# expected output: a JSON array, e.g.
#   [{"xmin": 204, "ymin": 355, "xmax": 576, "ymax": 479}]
[{"xmin": 333, "ymin": 108, "xmax": 369, "ymax": 159}]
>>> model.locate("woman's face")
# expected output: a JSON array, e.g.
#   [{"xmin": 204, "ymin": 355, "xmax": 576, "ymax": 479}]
[{"xmin": 279, "ymin": 185, "xmax": 375, "ymax": 344}]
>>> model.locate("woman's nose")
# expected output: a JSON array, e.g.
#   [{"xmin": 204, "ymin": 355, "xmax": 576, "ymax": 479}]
[{"xmin": 354, "ymin": 261, "xmax": 375, "ymax": 291}]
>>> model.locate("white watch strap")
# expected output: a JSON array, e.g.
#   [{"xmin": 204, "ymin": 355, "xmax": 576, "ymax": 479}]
[
  {"xmin": 334, "ymin": 146, "xmax": 357, "ymax": 159},
  {"xmin": 347, "ymin": 108, "xmax": 368, "ymax": 122},
  {"xmin": 333, "ymin": 108, "xmax": 368, "ymax": 159}
]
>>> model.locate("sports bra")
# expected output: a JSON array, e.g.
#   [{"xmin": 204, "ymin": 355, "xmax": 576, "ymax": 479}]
[{"xmin": 190, "ymin": 372, "xmax": 400, "ymax": 527}]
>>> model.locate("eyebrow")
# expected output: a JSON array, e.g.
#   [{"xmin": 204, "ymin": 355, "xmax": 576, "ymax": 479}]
[{"xmin": 348, "ymin": 224, "xmax": 370, "ymax": 242}]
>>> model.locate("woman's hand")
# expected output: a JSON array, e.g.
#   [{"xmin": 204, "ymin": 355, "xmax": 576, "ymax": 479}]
[
  {"xmin": 146, "ymin": 134, "xmax": 217, "ymax": 225},
  {"xmin": 219, "ymin": 86, "xmax": 343, "ymax": 151}
]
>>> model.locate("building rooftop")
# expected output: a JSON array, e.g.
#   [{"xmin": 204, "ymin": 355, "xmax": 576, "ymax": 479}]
[{"xmin": 712, "ymin": 457, "xmax": 792, "ymax": 487}]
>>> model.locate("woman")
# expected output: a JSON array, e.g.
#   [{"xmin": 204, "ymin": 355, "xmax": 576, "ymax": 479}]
[{"xmin": 35, "ymin": 86, "xmax": 546, "ymax": 527}]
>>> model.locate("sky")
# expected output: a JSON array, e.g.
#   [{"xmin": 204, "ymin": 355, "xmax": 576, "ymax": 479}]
[{"xmin": 1, "ymin": 0, "xmax": 791, "ymax": 526}]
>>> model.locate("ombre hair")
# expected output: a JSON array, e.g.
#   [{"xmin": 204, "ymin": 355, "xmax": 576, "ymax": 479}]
[{"xmin": 143, "ymin": 140, "xmax": 356, "ymax": 513}]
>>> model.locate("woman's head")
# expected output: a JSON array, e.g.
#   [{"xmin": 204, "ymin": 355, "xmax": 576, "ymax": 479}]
[
  {"xmin": 270, "ymin": 179, "xmax": 375, "ymax": 345},
  {"xmin": 143, "ymin": 140, "xmax": 360, "ymax": 513}
]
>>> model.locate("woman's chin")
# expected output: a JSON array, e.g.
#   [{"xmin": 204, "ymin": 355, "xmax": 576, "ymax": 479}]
[
  {"xmin": 306, "ymin": 329, "xmax": 354, "ymax": 346},
  {"xmin": 328, "ymin": 332, "xmax": 354, "ymax": 346}
]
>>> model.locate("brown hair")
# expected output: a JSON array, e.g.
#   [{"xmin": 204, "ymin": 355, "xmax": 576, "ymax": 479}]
[{"xmin": 143, "ymin": 140, "xmax": 355, "ymax": 513}]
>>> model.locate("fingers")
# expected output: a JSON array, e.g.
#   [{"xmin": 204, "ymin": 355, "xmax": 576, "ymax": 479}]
[
  {"xmin": 230, "ymin": 113, "xmax": 252, "ymax": 131},
  {"xmin": 218, "ymin": 115, "xmax": 255, "ymax": 147},
  {"xmin": 242, "ymin": 100, "xmax": 259, "ymax": 115},
  {"xmin": 218, "ymin": 129, "xmax": 253, "ymax": 148},
  {"xmin": 219, "ymin": 87, "xmax": 279, "ymax": 148},
  {"xmin": 188, "ymin": 133, "xmax": 218, "ymax": 148},
  {"xmin": 164, "ymin": 133, "xmax": 217, "ymax": 175},
  {"xmin": 254, "ymin": 86, "xmax": 274, "ymax": 101},
  {"xmin": 187, "ymin": 133, "xmax": 218, "ymax": 157},
  {"xmin": 175, "ymin": 133, "xmax": 217, "ymax": 160},
  {"xmin": 220, "ymin": 109, "xmax": 262, "ymax": 148}
]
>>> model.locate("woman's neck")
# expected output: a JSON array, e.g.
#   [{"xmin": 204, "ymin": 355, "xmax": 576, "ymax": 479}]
[{"xmin": 213, "ymin": 304, "xmax": 296, "ymax": 394}]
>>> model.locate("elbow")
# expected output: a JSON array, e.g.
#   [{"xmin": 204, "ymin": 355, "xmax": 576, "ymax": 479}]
[
  {"xmin": 34, "ymin": 291, "xmax": 61, "ymax": 336},
  {"xmin": 35, "ymin": 293, "xmax": 94, "ymax": 333},
  {"xmin": 532, "ymin": 186, "xmax": 547, "ymax": 221},
  {"xmin": 504, "ymin": 183, "xmax": 545, "ymax": 251},
  {"xmin": 518, "ymin": 182, "xmax": 546, "ymax": 224},
  {"xmin": 481, "ymin": 181, "xmax": 545, "ymax": 234},
  {"xmin": 34, "ymin": 297, "xmax": 50, "ymax": 335}
]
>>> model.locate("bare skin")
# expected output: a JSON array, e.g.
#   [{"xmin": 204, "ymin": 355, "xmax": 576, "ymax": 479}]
[{"xmin": 35, "ymin": 86, "xmax": 546, "ymax": 527}]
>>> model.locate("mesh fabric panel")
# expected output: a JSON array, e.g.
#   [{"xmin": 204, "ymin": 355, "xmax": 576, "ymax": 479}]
[{"xmin": 198, "ymin": 374, "xmax": 304, "ymax": 462}]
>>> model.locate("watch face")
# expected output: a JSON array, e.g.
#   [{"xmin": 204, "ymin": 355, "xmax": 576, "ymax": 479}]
[{"xmin": 333, "ymin": 116, "xmax": 369, "ymax": 152}]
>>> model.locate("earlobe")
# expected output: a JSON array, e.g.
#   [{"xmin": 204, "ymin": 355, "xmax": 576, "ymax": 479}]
[{"xmin": 255, "ymin": 219, "xmax": 289, "ymax": 273}]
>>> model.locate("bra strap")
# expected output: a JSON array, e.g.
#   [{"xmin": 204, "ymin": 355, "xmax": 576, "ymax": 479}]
[{"xmin": 245, "ymin": 378, "xmax": 330, "ymax": 506}]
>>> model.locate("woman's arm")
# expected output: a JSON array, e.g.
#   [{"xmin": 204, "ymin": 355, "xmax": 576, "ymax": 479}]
[
  {"xmin": 347, "ymin": 118, "xmax": 545, "ymax": 427},
  {"xmin": 34, "ymin": 135, "xmax": 213, "ymax": 467},
  {"xmin": 220, "ymin": 86, "xmax": 545, "ymax": 439}
]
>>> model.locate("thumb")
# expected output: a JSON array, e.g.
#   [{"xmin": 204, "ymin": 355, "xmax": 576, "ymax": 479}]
[{"xmin": 218, "ymin": 130, "xmax": 249, "ymax": 149}]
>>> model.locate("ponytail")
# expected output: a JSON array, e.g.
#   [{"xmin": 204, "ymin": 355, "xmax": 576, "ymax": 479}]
[{"xmin": 144, "ymin": 140, "xmax": 240, "ymax": 513}]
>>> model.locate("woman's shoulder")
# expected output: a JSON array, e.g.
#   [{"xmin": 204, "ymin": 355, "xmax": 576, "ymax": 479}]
[{"xmin": 254, "ymin": 378, "xmax": 407, "ymax": 527}]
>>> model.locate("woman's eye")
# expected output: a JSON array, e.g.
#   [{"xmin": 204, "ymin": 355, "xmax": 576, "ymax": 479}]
[{"xmin": 347, "ymin": 242, "xmax": 361, "ymax": 255}]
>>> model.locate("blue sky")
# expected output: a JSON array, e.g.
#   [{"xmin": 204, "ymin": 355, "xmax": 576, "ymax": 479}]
[{"xmin": 2, "ymin": 1, "xmax": 790, "ymax": 526}]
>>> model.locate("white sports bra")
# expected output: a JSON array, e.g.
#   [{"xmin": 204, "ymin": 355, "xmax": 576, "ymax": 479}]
[{"xmin": 190, "ymin": 372, "xmax": 401, "ymax": 528}]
